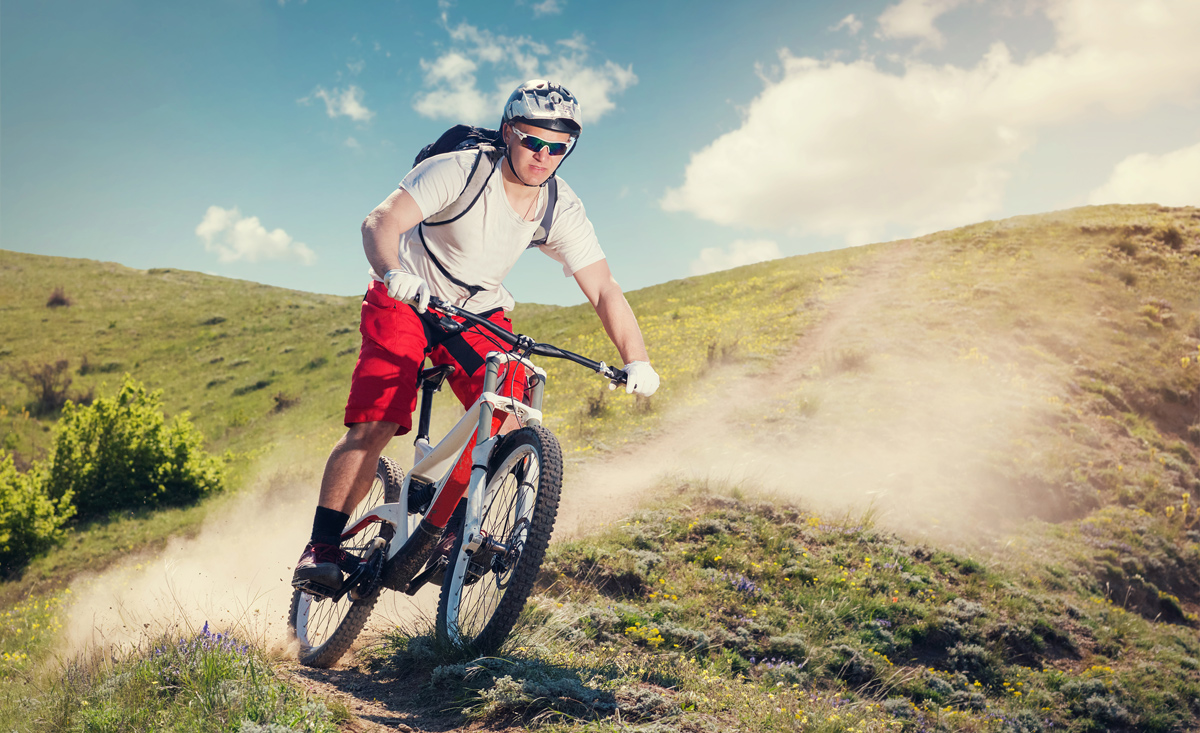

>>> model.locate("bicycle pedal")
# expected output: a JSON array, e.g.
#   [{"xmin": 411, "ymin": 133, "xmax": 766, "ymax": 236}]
[{"xmin": 292, "ymin": 579, "xmax": 337, "ymax": 599}]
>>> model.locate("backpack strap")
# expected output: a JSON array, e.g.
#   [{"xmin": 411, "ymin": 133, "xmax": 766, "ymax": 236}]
[
  {"xmin": 416, "ymin": 224, "xmax": 486, "ymax": 300},
  {"xmin": 528, "ymin": 177, "xmax": 557, "ymax": 248},
  {"xmin": 417, "ymin": 146, "xmax": 559, "ymax": 299},
  {"xmin": 423, "ymin": 145, "xmax": 503, "ymax": 226}
]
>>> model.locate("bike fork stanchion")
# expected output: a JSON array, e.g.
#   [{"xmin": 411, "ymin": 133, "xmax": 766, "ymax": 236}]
[{"xmin": 462, "ymin": 358, "xmax": 501, "ymax": 555}]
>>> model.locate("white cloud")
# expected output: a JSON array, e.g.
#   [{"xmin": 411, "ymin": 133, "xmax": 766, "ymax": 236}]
[
  {"xmin": 346, "ymin": 58, "xmax": 365, "ymax": 75},
  {"xmin": 344, "ymin": 136, "xmax": 362, "ymax": 150},
  {"xmin": 422, "ymin": 51, "xmax": 478, "ymax": 83},
  {"xmin": 690, "ymin": 239, "xmax": 782, "ymax": 276},
  {"xmin": 303, "ymin": 85, "xmax": 374, "ymax": 122},
  {"xmin": 412, "ymin": 20, "xmax": 635, "ymax": 126},
  {"xmin": 544, "ymin": 57, "xmax": 636, "ymax": 121},
  {"xmin": 876, "ymin": 0, "xmax": 970, "ymax": 48},
  {"xmin": 663, "ymin": 0, "xmax": 1200, "ymax": 244},
  {"xmin": 832, "ymin": 14, "xmax": 864, "ymax": 36},
  {"xmin": 1087, "ymin": 141, "xmax": 1200, "ymax": 207},
  {"xmin": 413, "ymin": 51, "xmax": 493, "ymax": 121},
  {"xmin": 532, "ymin": 0, "xmax": 564, "ymax": 16},
  {"xmin": 196, "ymin": 206, "xmax": 316, "ymax": 266}
]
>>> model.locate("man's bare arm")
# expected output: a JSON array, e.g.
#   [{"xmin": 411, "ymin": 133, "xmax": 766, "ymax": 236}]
[
  {"xmin": 573, "ymin": 259, "xmax": 650, "ymax": 364},
  {"xmin": 361, "ymin": 189, "xmax": 426, "ymax": 277}
]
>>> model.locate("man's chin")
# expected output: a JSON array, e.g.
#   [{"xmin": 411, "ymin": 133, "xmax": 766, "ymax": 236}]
[{"xmin": 526, "ymin": 167, "xmax": 553, "ymax": 186}]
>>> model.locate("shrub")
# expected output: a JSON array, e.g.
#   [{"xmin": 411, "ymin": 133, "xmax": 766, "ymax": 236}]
[
  {"xmin": 1155, "ymin": 225, "xmax": 1184, "ymax": 250},
  {"xmin": 0, "ymin": 456, "xmax": 75, "ymax": 576},
  {"xmin": 1112, "ymin": 237, "xmax": 1139, "ymax": 257},
  {"xmin": 11, "ymin": 359, "xmax": 86, "ymax": 415},
  {"xmin": 825, "ymin": 643, "xmax": 879, "ymax": 687},
  {"xmin": 45, "ymin": 376, "xmax": 225, "ymax": 520},
  {"xmin": 56, "ymin": 623, "xmax": 338, "ymax": 732},
  {"xmin": 45, "ymin": 287, "xmax": 71, "ymax": 307},
  {"xmin": 947, "ymin": 642, "xmax": 999, "ymax": 685},
  {"xmin": 233, "ymin": 379, "xmax": 272, "ymax": 396}
]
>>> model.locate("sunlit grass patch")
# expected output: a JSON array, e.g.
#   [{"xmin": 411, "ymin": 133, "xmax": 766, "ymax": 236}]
[
  {"xmin": 0, "ymin": 590, "xmax": 67, "ymax": 677},
  {"xmin": 3, "ymin": 622, "xmax": 341, "ymax": 732},
  {"xmin": 517, "ymin": 482, "xmax": 1200, "ymax": 731}
]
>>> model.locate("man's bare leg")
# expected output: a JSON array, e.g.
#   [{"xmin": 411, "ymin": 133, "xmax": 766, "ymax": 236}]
[
  {"xmin": 293, "ymin": 419, "xmax": 399, "ymax": 590},
  {"xmin": 317, "ymin": 420, "xmax": 401, "ymax": 513}
]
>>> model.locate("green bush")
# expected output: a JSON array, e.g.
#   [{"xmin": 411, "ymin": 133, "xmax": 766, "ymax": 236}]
[
  {"xmin": 45, "ymin": 376, "xmax": 224, "ymax": 520},
  {"xmin": 0, "ymin": 455, "xmax": 75, "ymax": 575}
]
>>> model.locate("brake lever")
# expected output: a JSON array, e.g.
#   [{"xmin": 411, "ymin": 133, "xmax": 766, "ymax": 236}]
[
  {"xmin": 599, "ymin": 362, "xmax": 629, "ymax": 389},
  {"xmin": 426, "ymin": 308, "xmax": 465, "ymax": 334}
]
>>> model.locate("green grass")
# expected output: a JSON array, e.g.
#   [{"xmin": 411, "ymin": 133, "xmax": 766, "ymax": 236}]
[
  {"xmin": 3, "ymin": 619, "xmax": 345, "ymax": 732},
  {"xmin": 370, "ymin": 482, "xmax": 1199, "ymax": 732},
  {"xmin": 0, "ymin": 244, "xmax": 871, "ymax": 469}
]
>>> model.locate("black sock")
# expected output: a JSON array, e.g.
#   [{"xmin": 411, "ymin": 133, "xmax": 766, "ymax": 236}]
[{"xmin": 311, "ymin": 506, "xmax": 350, "ymax": 546}]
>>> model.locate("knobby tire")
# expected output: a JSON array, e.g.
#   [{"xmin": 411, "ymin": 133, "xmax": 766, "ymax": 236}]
[
  {"xmin": 435, "ymin": 426, "xmax": 562, "ymax": 654},
  {"xmin": 289, "ymin": 456, "xmax": 403, "ymax": 668}
]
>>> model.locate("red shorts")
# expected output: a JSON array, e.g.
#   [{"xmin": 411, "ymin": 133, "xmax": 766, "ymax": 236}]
[{"xmin": 344, "ymin": 281, "xmax": 527, "ymax": 434}]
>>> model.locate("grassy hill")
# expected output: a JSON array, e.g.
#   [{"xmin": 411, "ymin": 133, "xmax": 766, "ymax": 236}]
[
  {"xmin": 2, "ymin": 204, "xmax": 1200, "ymax": 732},
  {"xmin": 0, "ymin": 240, "xmax": 863, "ymax": 468}
]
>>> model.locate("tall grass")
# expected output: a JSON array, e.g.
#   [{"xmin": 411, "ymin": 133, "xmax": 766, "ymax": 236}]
[{"xmin": 3, "ymin": 620, "xmax": 344, "ymax": 732}]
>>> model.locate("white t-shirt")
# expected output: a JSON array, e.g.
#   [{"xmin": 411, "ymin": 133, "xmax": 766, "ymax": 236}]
[{"xmin": 370, "ymin": 150, "xmax": 606, "ymax": 312}]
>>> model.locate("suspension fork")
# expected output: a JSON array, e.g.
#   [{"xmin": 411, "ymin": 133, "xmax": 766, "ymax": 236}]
[{"xmin": 459, "ymin": 354, "xmax": 546, "ymax": 553}]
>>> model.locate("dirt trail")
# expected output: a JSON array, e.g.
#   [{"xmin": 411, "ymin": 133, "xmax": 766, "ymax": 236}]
[{"xmin": 555, "ymin": 241, "xmax": 918, "ymax": 537}]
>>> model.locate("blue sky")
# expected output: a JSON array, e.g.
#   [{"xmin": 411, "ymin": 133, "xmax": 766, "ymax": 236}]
[{"xmin": 3, "ymin": 0, "xmax": 1199, "ymax": 306}]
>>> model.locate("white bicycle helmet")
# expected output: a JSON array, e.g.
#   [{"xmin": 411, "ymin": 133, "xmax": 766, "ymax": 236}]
[{"xmin": 501, "ymin": 79, "xmax": 582, "ymax": 137}]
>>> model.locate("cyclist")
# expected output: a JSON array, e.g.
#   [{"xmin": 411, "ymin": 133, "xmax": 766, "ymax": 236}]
[{"xmin": 292, "ymin": 79, "xmax": 659, "ymax": 593}]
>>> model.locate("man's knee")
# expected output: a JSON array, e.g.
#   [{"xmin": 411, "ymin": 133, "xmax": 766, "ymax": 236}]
[{"xmin": 342, "ymin": 421, "xmax": 400, "ymax": 451}]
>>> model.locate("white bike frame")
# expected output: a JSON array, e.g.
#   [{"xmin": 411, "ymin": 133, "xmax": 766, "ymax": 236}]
[{"xmin": 342, "ymin": 351, "xmax": 548, "ymax": 564}]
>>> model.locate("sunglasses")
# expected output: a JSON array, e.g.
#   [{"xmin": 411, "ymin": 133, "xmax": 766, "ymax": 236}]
[{"xmin": 511, "ymin": 127, "xmax": 574, "ymax": 156}]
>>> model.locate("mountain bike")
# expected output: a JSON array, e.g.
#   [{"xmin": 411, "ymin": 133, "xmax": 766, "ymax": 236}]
[{"xmin": 288, "ymin": 295, "xmax": 628, "ymax": 668}]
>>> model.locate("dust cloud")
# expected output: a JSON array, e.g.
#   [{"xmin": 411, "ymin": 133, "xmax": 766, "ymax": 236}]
[
  {"xmin": 557, "ymin": 353, "xmax": 1043, "ymax": 547},
  {"xmin": 556, "ymin": 243, "xmax": 1053, "ymax": 547},
  {"xmin": 62, "ymin": 453, "xmax": 438, "ymax": 656}
]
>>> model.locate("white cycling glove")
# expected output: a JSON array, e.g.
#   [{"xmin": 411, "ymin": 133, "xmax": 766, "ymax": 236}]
[
  {"xmin": 383, "ymin": 269, "xmax": 430, "ymax": 313},
  {"xmin": 620, "ymin": 361, "xmax": 660, "ymax": 397}
]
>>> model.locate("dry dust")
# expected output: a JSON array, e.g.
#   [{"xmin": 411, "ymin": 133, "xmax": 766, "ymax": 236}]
[
  {"xmin": 556, "ymin": 241, "xmax": 1048, "ymax": 545},
  {"xmin": 62, "ymin": 461, "xmax": 440, "ymax": 656}
]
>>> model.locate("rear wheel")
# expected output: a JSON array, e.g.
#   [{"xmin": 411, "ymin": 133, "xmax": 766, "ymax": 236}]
[
  {"xmin": 436, "ymin": 426, "xmax": 561, "ymax": 653},
  {"xmin": 289, "ymin": 456, "xmax": 403, "ymax": 668}
]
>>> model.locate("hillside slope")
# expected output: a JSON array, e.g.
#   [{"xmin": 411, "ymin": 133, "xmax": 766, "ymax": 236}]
[
  {"xmin": 0, "ymin": 241, "xmax": 867, "ymax": 469},
  {"xmin": 0, "ymin": 241, "xmax": 868, "ymax": 590},
  {"xmin": 3, "ymin": 204, "xmax": 1200, "ymax": 732}
]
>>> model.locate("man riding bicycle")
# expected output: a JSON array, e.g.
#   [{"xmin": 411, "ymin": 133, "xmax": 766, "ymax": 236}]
[{"xmin": 292, "ymin": 80, "xmax": 659, "ymax": 593}]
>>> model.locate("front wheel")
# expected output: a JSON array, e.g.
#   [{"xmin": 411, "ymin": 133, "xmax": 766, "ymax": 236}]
[
  {"xmin": 289, "ymin": 456, "xmax": 403, "ymax": 668},
  {"xmin": 436, "ymin": 426, "xmax": 561, "ymax": 653}
]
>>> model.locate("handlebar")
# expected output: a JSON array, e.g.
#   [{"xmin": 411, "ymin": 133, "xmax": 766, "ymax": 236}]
[{"xmin": 426, "ymin": 296, "xmax": 628, "ymax": 385}]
